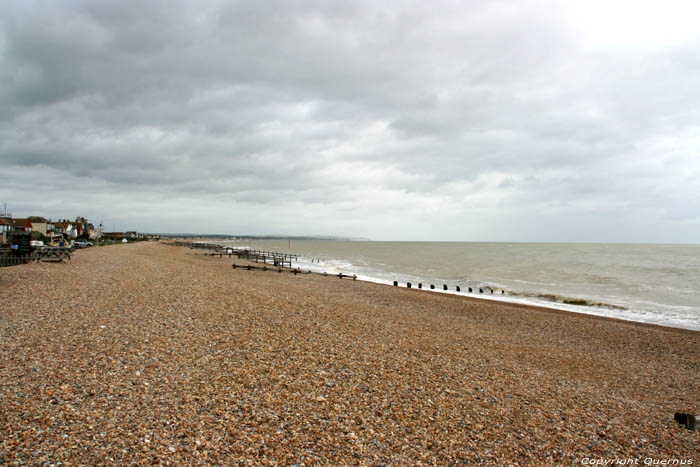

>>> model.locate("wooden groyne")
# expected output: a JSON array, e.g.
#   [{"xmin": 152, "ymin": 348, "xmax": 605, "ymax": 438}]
[
  {"xmin": 168, "ymin": 241, "xmax": 222, "ymax": 250},
  {"xmin": 166, "ymin": 241, "xmax": 298, "ymax": 268},
  {"xmin": 233, "ymin": 263, "xmax": 357, "ymax": 280},
  {"xmin": 393, "ymin": 280, "xmax": 502, "ymax": 294},
  {"xmin": 234, "ymin": 250, "xmax": 296, "ymax": 268}
]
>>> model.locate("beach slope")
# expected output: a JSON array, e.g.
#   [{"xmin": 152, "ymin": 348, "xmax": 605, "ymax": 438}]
[{"xmin": 1, "ymin": 242, "xmax": 698, "ymax": 465}]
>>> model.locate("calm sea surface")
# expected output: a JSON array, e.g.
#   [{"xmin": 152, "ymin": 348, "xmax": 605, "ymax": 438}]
[{"xmin": 219, "ymin": 240, "xmax": 700, "ymax": 331}]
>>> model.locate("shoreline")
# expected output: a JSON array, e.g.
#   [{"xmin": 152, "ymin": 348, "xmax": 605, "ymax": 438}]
[
  {"xmin": 349, "ymin": 276, "xmax": 700, "ymax": 336},
  {"xmin": 2, "ymin": 242, "xmax": 698, "ymax": 464},
  {"xmin": 396, "ymin": 279, "xmax": 700, "ymax": 336},
  {"xmin": 243, "ymin": 257, "xmax": 700, "ymax": 335},
  {"xmin": 190, "ymin": 238, "xmax": 700, "ymax": 332},
  {"xmin": 217, "ymin": 240, "xmax": 700, "ymax": 333}
]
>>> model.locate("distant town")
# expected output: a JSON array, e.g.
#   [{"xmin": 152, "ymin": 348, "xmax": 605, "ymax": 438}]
[
  {"xmin": 0, "ymin": 204, "xmax": 363, "ymax": 252},
  {"xmin": 0, "ymin": 211, "xmax": 158, "ymax": 248}
]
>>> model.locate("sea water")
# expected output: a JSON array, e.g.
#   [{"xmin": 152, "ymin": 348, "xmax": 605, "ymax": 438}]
[{"xmin": 220, "ymin": 240, "xmax": 700, "ymax": 331}]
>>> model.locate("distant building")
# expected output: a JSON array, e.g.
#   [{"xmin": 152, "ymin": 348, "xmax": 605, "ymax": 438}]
[
  {"xmin": 103, "ymin": 232, "xmax": 125, "ymax": 241},
  {"xmin": 53, "ymin": 220, "xmax": 80, "ymax": 238},
  {"xmin": 27, "ymin": 216, "xmax": 52, "ymax": 236},
  {"xmin": 0, "ymin": 218, "xmax": 11, "ymax": 244},
  {"xmin": 86, "ymin": 223, "xmax": 97, "ymax": 239},
  {"xmin": 10, "ymin": 219, "xmax": 33, "ymax": 233},
  {"xmin": 74, "ymin": 217, "xmax": 90, "ymax": 235}
]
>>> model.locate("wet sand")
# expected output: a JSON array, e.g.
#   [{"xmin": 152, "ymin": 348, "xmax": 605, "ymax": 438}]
[{"xmin": 1, "ymin": 241, "xmax": 698, "ymax": 465}]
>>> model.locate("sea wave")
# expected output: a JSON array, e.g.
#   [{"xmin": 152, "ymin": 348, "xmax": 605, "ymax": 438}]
[{"xmin": 510, "ymin": 291, "xmax": 628, "ymax": 310}]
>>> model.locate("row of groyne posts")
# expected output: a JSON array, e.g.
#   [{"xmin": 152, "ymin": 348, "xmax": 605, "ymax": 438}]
[{"xmin": 393, "ymin": 280, "xmax": 503, "ymax": 295}]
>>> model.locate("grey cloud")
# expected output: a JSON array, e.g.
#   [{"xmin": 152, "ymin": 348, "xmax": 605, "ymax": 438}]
[{"xmin": 1, "ymin": 0, "xmax": 699, "ymax": 240}]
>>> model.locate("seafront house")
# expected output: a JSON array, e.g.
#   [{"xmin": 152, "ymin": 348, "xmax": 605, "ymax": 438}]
[
  {"xmin": 53, "ymin": 220, "xmax": 80, "ymax": 239},
  {"xmin": 26, "ymin": 216, "xmax": 52, "ymax": 236},
  {"xmin": 0, "ymin": 213, "xmax": 97, "ymax": 244},
  {"xmin": 10, "ymin": 219, "xmax": 33, "ymax": 233},
  {"xmin": 74, "ymin": 217, "xmax": 90, "ymax": 236},
  {"xmin": 0, "ymin": 218, "xmax": 11, "ymax": 244}
]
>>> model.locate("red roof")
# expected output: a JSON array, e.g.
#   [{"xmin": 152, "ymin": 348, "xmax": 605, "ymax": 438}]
[{"xmin": 11, "ymin": 219, "xmax": 32, "ymax": 228}]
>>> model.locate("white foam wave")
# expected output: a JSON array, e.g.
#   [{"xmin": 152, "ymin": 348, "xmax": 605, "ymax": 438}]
[{"xmin": 291, "ymin": 254, "xmax": 700, "ymax": 332}]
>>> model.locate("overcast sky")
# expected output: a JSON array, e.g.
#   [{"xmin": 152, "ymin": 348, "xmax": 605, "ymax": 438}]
[{"xmin": 1, "ymin": 0, "xmax": 698, "ymax": 241}]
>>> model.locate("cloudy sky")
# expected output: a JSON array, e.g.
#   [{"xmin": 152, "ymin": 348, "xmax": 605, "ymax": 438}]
[{"xmin": 1, "ymin": 0, "xmax": 698, "ymax": 241}]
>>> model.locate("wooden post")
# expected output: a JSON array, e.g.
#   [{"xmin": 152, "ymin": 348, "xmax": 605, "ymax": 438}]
[{"xmin": 674, "ymin": 413, "xmax": 697, "ymax": 430}]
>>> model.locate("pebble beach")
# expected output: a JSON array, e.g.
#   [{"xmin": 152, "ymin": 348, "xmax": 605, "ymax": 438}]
[{"xmin": 1, "ymin": 242, "xmax": 698, "ymax": 465}]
